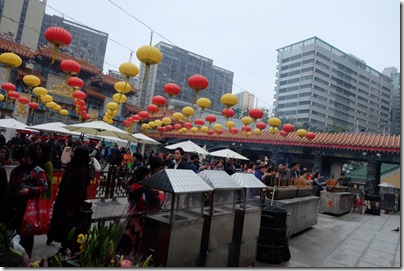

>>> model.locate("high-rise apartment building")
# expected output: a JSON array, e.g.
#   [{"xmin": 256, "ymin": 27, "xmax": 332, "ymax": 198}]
[
  {"xmin": 38, "ymin": 14, "xmax": 108, "ymax": 70},
  {"xmin": 234, "ymin": 91, "xmax": 255, "ymax": 113},
  {"xmin": 138, "ymin": 41, "xmax": 234, "ymax": 113},
  {"xmin": 0, "ymin": 0, "xmax": 46, "ymax": 50},
  {"xmin": 274, "ymin": 37, "xmax": 393, "ymax": 133},
  {"xmin": 383, "ymin": 67, "xmax": 400, "ymax": 135}
]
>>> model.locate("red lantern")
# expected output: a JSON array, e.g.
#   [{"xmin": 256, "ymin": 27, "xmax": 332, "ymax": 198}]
[
  {"xmin": 67, "ymin": 77, "xmax": 84, "ymax": 89},
  {"xmin": 80, "ymin": 105, "xmax": 87, "ymax": 112},
  {"xmin": 222, "ymin": 108, "xmax": 235, "ymax": 118},
  {"xmin": 7, "ymin": 91, "xmax": 20, "ymax": 99},
  {"xmin": 230, "ymin": 127, "xmax": 239, "ymax": 134},
  {"xmin": 152, "ymin": 95, "xmax": 167, "ymax": 107},
  {"xmin": 157, "ymin": 126, "xmax": 166, "ymax": 133},
  {"xmin": 83, "ymin": 114, "xmax": 91, "ymax": 120},
  {"xmin": 256, "ymin": 121, "xmax": 266, "ymax": 130},
  {"xmin": 174, "ymin": 123, "xmax": 182, "ymax": 130},
  {"xmin": 306, "ymin": 132, "xmax": 316, "ymax": 140},
  {"xmin": 165, "ymin": 124, "xmax": 173, "ymax": 131},
  {"xmin": 282, "ymin": 123, "xmax": 295, "ymax": 133},
  {"xmin": 77, "ymin": 99, "xmax": 86, "ymax": 107},
  {"xmin": 17, "ymin": 97, "xmax": 29, "ymax": 104},
  {"xmin": 248, "ymin": 108, "xmax": 264, "ymax": 120},
  {"xmin": 205, "ymin": 114, "xmax": 216, "ymax": 123},
  {"xmin": 188, "ymin": 75, "xmax": 209, "ymax": 91},
  {"xmin": 194, "ymin": 118, "xmax": 204, "ymax": 126},
  {"xmin": 241, "ymin": 126, "xmax": 251, "ymax": 132},
  {"xmin": 207, "ymin": 129, "xmax": 214, "ymax": 135},
  {"xmin": 280, "ymin": 130, "xmax": 288, "ymax": 137},
  {"xmin": 132, "ymin": 114, "xmax": 142, "ymax": 122},
  {"xmin": 1, "ymin": 82, "xmax": 16, "ymax": 92},
  {"xmin": 146, "ymin": 104, "xmax": 159, "ymax": 114},
  {"xmin": 163, "ymin": 83, "xmax": 181, "ymax": 96},
  {"xmin": 44, "ymin": 27, "xmax": 73, "ymax": 64},
  {"xmin": 123, "ymin": 120, "xmax": 130, "ymax": 126},
  {"xmin": 60, "ymin": 60, "xmax": 81, "ymax": 75},
  {"xmin": 184, "ymin": 122, "xmax": 193, "ymax": 129},
  {"xmin": 28, "ymin": 102, "xmax": 39, "ymax": 109},
  {"xmin": 138, "ymin": 111, "xmax": 149, "ymax": 119},
  {"xmin": 215, "ymin": 129, "xmax": 223, "ymax": 135},
  {"xmin": 73, "ymin": 90, "xmax": 86, "ymax": 100}
]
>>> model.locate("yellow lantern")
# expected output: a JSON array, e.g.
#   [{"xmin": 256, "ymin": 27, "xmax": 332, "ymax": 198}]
[
  {"xmin": 103, "ymin": 115, "xmax": 111, "ymax": 122},
  {"xmin": 213, "ymin": 123, "xmax": 222, "ymax": 131},
  {"xmin": 241, "ymin": 116, "xmax": 253, "ymax": 125},
  {"xmin": 225, "ymin": 121, "xmax": 236, "ymax": 129},
  {"xmin": 33, "ymin": 87, "xmax": 47, "ymax": 97},
  {"xmin": 148, "ymin": 121, "xmax": 156, "ymax": 128},
  {"xmin": 268, "ymin": 117, "xmax": 282, "ymax": 127},
  {"xmin": 59, "ymin": 109, "xmax": 68, "ymax": 116},
  {"xmin": 144, "ymin": 123, "xmax": 152, "ymax": 130},
  {"xmin": 269, "ymin": 126, "xmax": 279, "ymax": 134},
  {"xmin": 119, "ymin": 62, "xmax": 139, "ymax": 80},
  {"xmin": 296, "ymin": 129, "xmax": 308, "ymax": 138},
  {"xmin": 179, "ymin": 127, "xmax": 188, "ymax": 134},
  {"xmin": 0, "ymin": 94, "xmax": 4, "ymax": 101},
  {"xmin": 136, "ymin": 45, "xmax": 162, "ymax": 65},
  {"xmin": 201, "ymin": 126, "xmax": 209, "ymax": 133},
  {"xmin": 162, "ymin": 117, "xmax": 171, "ymax": 125},
  {"xmin": 196, "ymin": 97, "xmax": 211, "ymax": 110},
  {"xmin": 107, "ymin": 102, "xmax": 118, "ymax": 111},
  {"xmin": 0, "ymin": 52, "xmax": 22, "ymax": 81},
  {"xmin": 23, "ymin": 75, "xmax": 40, "ymax": 89},
  {"xmin": 113, "ymin": 93, "xmax": 127, "ymax": 104},
  {"xmin": 172, "ymin": 112, "xmax": 184, "ymax": 122},
  {"xmin": 182, "ymin": 106, "xmax": 195, "ymax": 118},
  {"xmin": 136, "ymin": 45, "xmax": 163, "ymax": 82},
  {"xmin": 53, "ymin": 104, "xmax": 62, "ymax": 111},
  {"xmin": 107, "ymin": 119, "xmax": 113, "ymax": 124},
  {"xmin": 41, "ymin": 95, "xmax": 53, "ymax": 103},
  {"xmin": 221, "ymin": 93, "xmax": 238, "ymax": 108},
  {"xmin": 253, "ymin": 128, "xmax": 262, "ymax": 135},
  {"xmin": 114, "ymin": 81, "xmax": 131, "ymax": 94},
  {"xmin": 191, "ymin": 127, "xmax": 198, "ymax": 134},
  {"xmin": 46, "ymin": 101, "xmax": 57, "ymax": 109},
  {"xmin": 154, "ymin": 119, "xmax": 163, "ymax": 126}
]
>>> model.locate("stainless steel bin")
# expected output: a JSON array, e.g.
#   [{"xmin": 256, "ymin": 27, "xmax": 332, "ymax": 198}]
[
  {"xmin": 139, "ymin": 169, "xmax": 213, "ymax": 267},
  {"xmin": 197, "ymin": 170, "xmax": 242, "ymax": 267},
  {"xmin": 228, "ymin": 172, "xmax": 267, "ymax": 267}
]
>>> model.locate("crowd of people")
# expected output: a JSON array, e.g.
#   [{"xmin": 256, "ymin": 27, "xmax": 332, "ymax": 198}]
[{"xmin": 0, "ymin": 131, "xmax": 352, "ymax": 263}]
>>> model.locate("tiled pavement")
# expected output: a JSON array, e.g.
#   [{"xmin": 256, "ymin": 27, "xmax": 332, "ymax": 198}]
[{"xmin": 31, "ymin": 198, "xmax": 401, "ymax": 268}]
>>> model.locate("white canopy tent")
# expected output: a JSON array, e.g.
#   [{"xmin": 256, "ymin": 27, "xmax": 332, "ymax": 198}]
[
  {"xmin": 209, "ymin": 148, "xmax": 249, "ymax": 160},
  {"xmin": 165, "ymin": 140, "xmax": 210, "ymax": 155}
]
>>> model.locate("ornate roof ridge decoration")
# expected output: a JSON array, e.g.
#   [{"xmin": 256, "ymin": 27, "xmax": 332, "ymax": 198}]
[
  {"xmin": 49, "ymin": 79, "xmax": 73, "ymax": 97},
  {"xmin": 0, "ymin": 37, "xmax": 35, "ymax": 58},
  {"xmin": 124, "ymin": 103, "xmax": 143, "ymax": 113},
  {"xmin": 36, "ymin": 47, "xmax": 100, "ymax": 74},
  {"xmin": 84, "ymin": 86, "xmax": 105, "ymax": 100},
  {"xmin": 144, "ymin": 130, "xmax": 400, "ymax": 154},
  {"xmin": 16, "ymin": 66, "xmax": 46, "ymax": 83}
]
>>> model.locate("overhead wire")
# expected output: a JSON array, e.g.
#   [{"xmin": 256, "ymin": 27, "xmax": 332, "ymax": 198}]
[{"xmin": 9, "ymin": 1, "xmax": 272, "ymax": 109}]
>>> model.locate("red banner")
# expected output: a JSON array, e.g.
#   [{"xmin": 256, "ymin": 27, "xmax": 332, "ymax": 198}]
[{"xmin": 51, "ymin": 170, "xmax": 99, "ymax": 200}]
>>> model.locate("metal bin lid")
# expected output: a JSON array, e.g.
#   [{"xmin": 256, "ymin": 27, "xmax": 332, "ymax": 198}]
[
  {"xmin": 231, "ymin": 172, "xmax": 267, "ymax": 189},
  {"xmin": 139, "ymin": 169, "xmax": 214, "ymax": 194},
  {"xmin": 198, "ymin": 170, "xmax": 242, "ymax": 190}
]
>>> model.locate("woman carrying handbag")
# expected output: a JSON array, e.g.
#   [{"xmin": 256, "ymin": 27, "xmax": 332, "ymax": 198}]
[{"xmin": 7, "ymin": 145, "xmax": 48, "ymax": 258}]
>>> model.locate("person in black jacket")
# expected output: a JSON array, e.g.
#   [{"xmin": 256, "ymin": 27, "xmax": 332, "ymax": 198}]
[
  {"xmin": 47, "ymin": 144, "xmax": 91, "ymax": 254},
  {"xmin": 168, "ymin": 147, "xmax": 188, "ymax": 170}
]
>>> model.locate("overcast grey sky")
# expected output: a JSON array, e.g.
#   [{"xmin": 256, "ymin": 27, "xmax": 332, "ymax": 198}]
[{"xmin": 45, "ymin": 0, "xmax": 400, "ymax": 109}]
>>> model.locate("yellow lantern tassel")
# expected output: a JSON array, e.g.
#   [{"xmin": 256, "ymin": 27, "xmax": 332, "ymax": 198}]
[
  {"xmin": 142, "ymin": 64, "xmax": 150, "ymax": 83},
  {"xmin": 5, "ymin": 67, "xmax": 11, "ymax": 82},
  {"xmin": 51, "ymin": 45, "xmax": 59, "ymax": 64}
]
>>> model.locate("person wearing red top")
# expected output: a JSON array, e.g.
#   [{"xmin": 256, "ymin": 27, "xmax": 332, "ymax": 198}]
[{"xmin": 7, "ymin": 145, "xmax": 48, "ymax": 257}]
